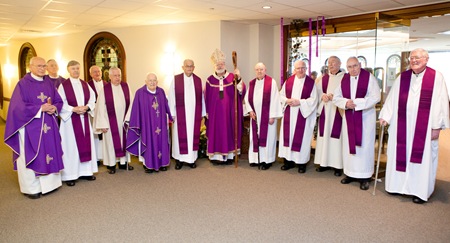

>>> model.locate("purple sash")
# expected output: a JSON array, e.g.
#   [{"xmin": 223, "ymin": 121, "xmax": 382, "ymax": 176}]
[
  {"xmin": 283, "ymin": 75, "xmax": 315, "ymax": 152},
  {"xmin": 62, "ymin": 79, "xmax": 92, "ymax": 162},
  {"xmin": 396, "ymin": 67, "xmax": 435, "ymax": 172},
  {"xmin": 248, "ymin": 75, "xmax": 272, "ymax": 152},
  {"xmin": 104, "ymin": 82, "xmax": 130, "ymax": 157},
  {"xmin": 174, "ymin": 73, "xmax": 202, "ymax": 154},
  {"xmin": 341, "ymin": 69, "xmax": 369, "ymax": 154},
  {"xmin": 318, "ymin": 74, "xmax": 342, "ymax": 138}
]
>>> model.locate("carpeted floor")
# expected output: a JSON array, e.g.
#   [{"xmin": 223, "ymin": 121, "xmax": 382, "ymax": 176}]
[{"xmin": 1, "ymin": 119, "xmax": 449, "ymax": 242}]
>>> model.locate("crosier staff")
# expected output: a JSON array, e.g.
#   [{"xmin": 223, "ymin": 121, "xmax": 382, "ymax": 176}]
[{"xmin": 232, "ymin": 51, "xmax": 239, "ymax": 168}]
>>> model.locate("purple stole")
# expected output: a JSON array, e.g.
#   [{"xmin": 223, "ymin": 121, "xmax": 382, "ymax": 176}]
[
  {"xmin": 396, "ymin": 67, "xmax": 436, "ymax": 172},
  {"xmin": 104, "ymin": 82, "xmax": 130, "ymax": 157},
  {"xmin": 174, "ymin": 73, "xmax": 202, "ymax": 154},
  {"xmin": 341, "ymin": 69, "xmax": 369, "ymax": 154},
  {"xmin": 248, "ymin": 75, "xmax": 272, "ymax": 152},
  {"xmin": 318, "ymin": 74, "xmax": 342, "ymax": 138},
  {"xmin": 283, "ymin": 75, "xmax": 315, "ymax": 152},
  {"xmin": 62, "ymin": 79, "xmax": 92, "ymax": 162},
  {"xmin": 88, "ymin": 80, "xmax": 106, "ymax": 100}
]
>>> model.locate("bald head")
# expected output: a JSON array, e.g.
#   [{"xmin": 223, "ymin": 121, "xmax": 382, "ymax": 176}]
[
  {"xmin": 293, "ymin": 60, "xmax": 307, "ymax": 79},
  {"xmin": 254, "ymin": 62, "xmax": 267, "ymax": 80},
  {"xmin": 30, "ymin": 57, "xmax": 47, "ymax": 78},
  {"xmin": 346, "ymin": 57, "xmax": 361, "ymax": 77},
  {"xmin": 182, "ymin": 59, "xmax": 195, "ymax": 77},
  {"xmin": 145, "ymin": 72, "xmax": 158, "ymax": 92}
]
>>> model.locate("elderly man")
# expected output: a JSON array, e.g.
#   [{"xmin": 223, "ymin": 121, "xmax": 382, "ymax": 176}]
[
  {"xmin": 379, "ymin": 48, "xmax": 449, "ymax": 203},
  {"xmin": 244, "ymin": 62, "xmax": 282, "ymax": 170},
  {"xmin": 279, "ymin": 60, "xmax": 318, "ymax": 173},
  {"xmin": 88, "ymin": 65, "xmax": 106, "ymax": 164},
  {"xmin": 205, "ymin": 49, "xmax": 245, "ymax": 165},
  {"xmin": 58, "ymin": 60, "xmax": 98, "ymax": 186},
  {"xmin": 333, "ymin": 57, "xmax": 380, "ymax": 190},
  {"xmin": 314, "ymin": 56, "xmax": 345, "ymax": 177},
  {"xmin": 4, "ymin": 57, "xmax": 64, "ymax": 199},
  {"xmin": 127, "ymin": 73, "xmax": 173, "ymax": 173},
  {"xmin": 169, "ymin": 59, "xmax": 205, "ymax": 170},
  {"xmin": 45, "ymin": 59, "xmax": 65, "ymax": 88},
  {"xmin": 93, "ymin": 67, "xmax": 133, "ymax": 174}
]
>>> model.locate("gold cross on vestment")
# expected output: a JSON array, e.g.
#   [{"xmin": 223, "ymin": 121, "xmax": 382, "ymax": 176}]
[
  {"xmin": 158, "ymin": 151, "xmax": 162, "ymax": 159},
  {"xmin": 46, "ymin": 154, "xmax": 53, "ymax": 164},
  {"xmin": 43, "ymin": 123, "xmax": 51, "ymax": 134},
  {"xmin": 152, "ymin": 97, "xmax": 160, "ymax": 117},
  {"xmin": 155, "ymin": 127, "xmax": 161, "ymax": 135},
  {"xmin": 37, "ymin": 92, "xmax": 48, "ymax": 102}
]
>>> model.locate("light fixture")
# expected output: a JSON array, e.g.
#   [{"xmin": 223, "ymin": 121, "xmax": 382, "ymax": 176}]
[
  {"xmin": 437, "ymin": 30, "xmax": 450, "ymax": 35},
  {"xmin": 262, "ymin": 6, "xmax": 272, "ymax": 9}
]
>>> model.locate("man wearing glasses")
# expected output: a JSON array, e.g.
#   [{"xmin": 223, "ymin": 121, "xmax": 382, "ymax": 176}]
[{"xmin": 379, "ymin": 48, "xmax": 449, "ymax": 204}]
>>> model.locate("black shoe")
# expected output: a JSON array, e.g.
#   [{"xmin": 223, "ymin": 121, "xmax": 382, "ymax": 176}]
[
  {"xmin": 107, "ymin": 166, "xmax": 116, "ymax": 174},
  {"xmin": 412, "ymin": 196, "xmax": 426, "ymax": 204},
  {"xmin": 249, "ymin": 163, "xmax": 258, "ymax": 167},
  {"xmin": 298, "ymin": 164, "xmax": 306, "ymax": 173},
  {"xmin": 118, "ymin": 163, "xmax": 134, "ymax": 170},
  {"xmin": 66, "ymin": 180, "xmax": 76, "ymax": 186},
  {"xmin": 145, "ymin": 168, "xmax": 154, "ymax": 173},
  {"xmin": 281, "ymin": 161, "xmax": 294, "ymax": 171},
  {"xmin": 261, "ymin": 163, "xmax": 272, "ymax": 170},
  {"xmin": 334, "ymin": 169, "xmax": 343, "ymax": 177},
  {"xmin": 160, "ymin": 166, "xmax": 168, "ymax": 171},
  {"xmin": 25, "ymin": 193, "xmax": 41, "ymax": 199},
  {"xmin": 360, "ymin": 181, "xmax": 370, "ymax": 190},
  {"xmin": 80, "ymin": 175, "xmax": 96, "ymax": 181},
  {"xmin": 341, "ymin": 176, "xmax": 354, "ymax": 184},
  {"xmin": 175, "ymin": 160, "xmax": 183, "ymax": 170},
  {"xmin": 97, "ymin": 160, "xmax": 101, "ymax": 166},
  {"xmin": 316, "ymin": 166, "xmax": 329, "ymax": 172},
  {"xmin": 189, "ymin": 163, "xmax": 197, "ymax": 169}
]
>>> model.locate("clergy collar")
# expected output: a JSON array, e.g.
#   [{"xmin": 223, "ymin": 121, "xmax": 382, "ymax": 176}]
[
  {"xmin": 49, "ymin": 74, "xmax": 59, "ymax": 79},
  {"xmin": 184, "ymin": 73, "xmax": 193, "ymax": 79},
  {"xmin": 147, "ymin": 86, "xmax": 157, "ymax": 94},
  {"xmin": 213, "ymin": 71, "xmax": 228, "ymax": 79},
  {"xmin": 256, "ymin": 75, "xmax": 265, "ymax": 81},
  {"xmin": 413, "ymin": 67, "xmax": 426, "ymax": 77},
  {"xmin": 93, "ymin": 79, "xmax": 103, "ymax": 82},
  {"xmin": 31, "ymin": 73, "xmax": 44, "ymax": 81},
  {"xmin": 330, "ymin": 70, "xmax": 341, "ymax": 75},
  {"xmin": 69, "ymin": 77, "xmax": 81, "ymax": 82}
]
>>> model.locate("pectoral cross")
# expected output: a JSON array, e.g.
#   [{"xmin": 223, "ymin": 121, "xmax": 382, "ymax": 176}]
[
  {"xmin": 155, "ymin": 127, "xmax": 161, "ymax": 135},
  {"xmin": 37, "ymin": 92, "xmax": 48, "ymax": 102},
  {"xmin": 43, "ymin": 123, "xmax": 51, "ymax": 134},
  {"xmin": 46, "ymin": 154, "xmax": 53, "ymax": 164},
  {"xmin": 152, "ymin": 97, "xmax": 160, "ymax": 117}
]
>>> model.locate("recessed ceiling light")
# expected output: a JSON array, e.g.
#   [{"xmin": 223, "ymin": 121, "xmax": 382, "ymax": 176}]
[
  {"xmin": 438, "ymin": 30, "xmax": 450, "ymax": 35},
  {"xmin": 262, "ymin": 6, "xmax": 272, "ymax": 9}
]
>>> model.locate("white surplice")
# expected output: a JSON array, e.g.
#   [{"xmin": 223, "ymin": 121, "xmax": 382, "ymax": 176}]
[
  {"xmin": 91, "ymin": 80, "xmax": 104, "ymax": 160},
  {"xmin": 244, "ymin": 77, "xmax": 282, "ymax": 164},
  {"xmin": 379, "ymin": 68, "xmax": 449, "ymax": 201},
  {"xmin": 58, "ymin": 78, "xmax": 98, "ymax": 181},
  {"xmin": 168, "ymin": 74, "xmax": 206, "ymax": 164},
  {"xmin": 279, "ymin": 76, "xmax": 318, "ymax": 164},
  {"xmin": 333, "ymin": 73, "xmax": 380, "ymax": 179}
]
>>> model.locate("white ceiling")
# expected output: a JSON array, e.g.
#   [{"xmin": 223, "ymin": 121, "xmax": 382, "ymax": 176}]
[{"xmin": 0, "ymin": 0, "xmax": 449, "ymax": 49}]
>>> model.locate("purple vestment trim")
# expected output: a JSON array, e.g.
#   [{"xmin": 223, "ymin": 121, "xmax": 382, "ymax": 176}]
[
  {"xmin": 174, "ymin": 73, "xmax": 202, "ymax": 154},
  {"xmin": 396, "ymin": 67, "xmax": 435, "ymax": 172},
  {"xmin": 62, "ymin": 79, "xmax": 92, "ymax": 162},
  {"xmin": 341, "ymin": 70, "xmax": 369, "ymax": 154},
  {"xmin": 248, "ymin": 75, "xmax": 272, "ymax": 152},
  {"xmin": 283, "ymin": 75, "xmax": 315, "ymax": 152},
  {"xmin": 318, "ymin": 74, "xmax": 342, "ymax": 138},
  {"xmin": 104, "ymin": 82, "xmax": 130, "ymax": 157}
]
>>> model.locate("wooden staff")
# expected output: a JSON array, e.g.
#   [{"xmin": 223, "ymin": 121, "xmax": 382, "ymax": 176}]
[{"xmin": 232, "ymin": 51, "xmax": 238, "ymax": 168}]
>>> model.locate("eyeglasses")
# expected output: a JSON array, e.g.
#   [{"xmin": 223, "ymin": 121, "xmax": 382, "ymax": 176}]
[
  {"xmin": 347, "ymin": 64, "xmax": 359, "ymax": 69},
  {"xmin": 33, "ymin": 64, "xmax": 47, "ymax": 68},
  {"xmin": 409, "ymin": 56, "xmax": 423, "ymax": 61}
]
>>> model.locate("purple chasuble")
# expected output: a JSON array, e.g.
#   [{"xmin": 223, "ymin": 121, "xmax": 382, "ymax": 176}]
[
  {"xmin": 44, "ymin": 75, "xmax": 65, "ymax": 89},
  {"xmin": 4, "ymin": 73, "xmax": 64, "ymax": 175},
  {"xmin": 248, "ymin": 75, "xmax": 272, "ymax": 152},
  {"xmin": 283, "ymin": 75, "xmax": 315, "ymax": 152},
  {"xmin": 104, "ymin": 82, "xmax": 130, "ymax": 157},
  {"xmin": 62, "ymin": 79, "xmax": 92, "ymax": 162},
  {"xmin": 318, "ymin": 74, "xmax": 342, "ymax": 138},
  {"xmin": 396, "ymin": 67, "xmax": 436, "ymax": 172},
  {"xmin": 174, "ymin": 73, "xmax": 203, "ymax": 154},
  {"xmin": 88, "ymin": 79, "xmax": 106, "ymax": 101},
  {"xmin": 205, "ymin": 73, "xmax": 246, "ymax": 155},
  {"xmin": 127, "ymin": 86, "xmax": 173, "ymax": 170},
  {"xmin": 341, "ymin": 69, "xmax": 369, "ymax": 154}
]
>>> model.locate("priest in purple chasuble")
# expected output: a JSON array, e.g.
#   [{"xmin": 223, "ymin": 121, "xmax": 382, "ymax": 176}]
[
  {"xmin": 314, "ymin": 56, "xmax": 345, "ymax": 177},
  {"xmin": 4, "ymin": 57, "xmax": 64, "ymax": 199},
  {"xmin": 279, "ymin": 60, "xmax": 318, "ymax": 173},
  {"xmin": 332, "ymin": 57, "xmax": 380, "ymax": 191},
  {"xmin": 44, "ymin": 59, "xmax": 65, "ymax": 88},
  {"xmin": 168, "ymin": 59, "xmax": 205, "ymax": 170},
  {"xmin": 244, "ymin": 62, "xmax": 282, "ymax": 170},
  {"xmin": 93, "ymin": 67, "xmax": 133, "ymax": 174},
  {"xmin": 205, "ymin": 49, "xmax": 246, "ymax": 164},
  {"xmin": 127, "ymin": 73, "xmax": 173, "ymax": 172},
  {"xmin": 379, "ymin": 48, "xmax": 449, "ymax": 204},
  {"xmin": 88, "ymin": 65, "xmax": 106, "ymax": 163},
  {"xmin": 58, "ymin": 60, "xmax": 98, "ymax": 187}
]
